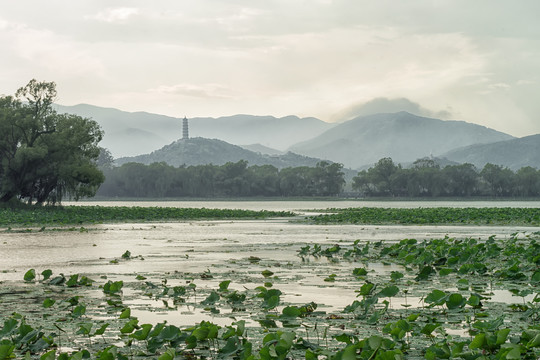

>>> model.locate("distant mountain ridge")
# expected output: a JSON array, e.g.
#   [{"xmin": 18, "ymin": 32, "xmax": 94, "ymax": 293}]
[
  {"xmin": 240, "ymin": 144, "xmax": 284, "ymax": 155},
  {"xmin": 441, "ymin": 134, "xmax": 540, "ymax": 170},
  {"xmin": 54, "ymin": 104, "xmax": 539, "ymax": 171},
  {"xmin": 189, "ymin": 114, "xmax": 333, "ymax": 152},
  {"xmin": 53, "ymin": 104, "xmax": 333, "ymax": 157},
  {"xmin": 289, "ymin": 111, "xmax": 514, "ymax": 169},
  {"xmin": 116, "ymin": 137, "xmax": 325, "ymax": 169},
  {"xmin": 53, "ymin": 104, "xmax": 176, "ymax": 157}
]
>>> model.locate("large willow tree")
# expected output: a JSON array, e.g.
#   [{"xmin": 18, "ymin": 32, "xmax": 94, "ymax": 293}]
[{"xmin": 0, "ymin": 79, "xmax": 104, "ymax": 205}]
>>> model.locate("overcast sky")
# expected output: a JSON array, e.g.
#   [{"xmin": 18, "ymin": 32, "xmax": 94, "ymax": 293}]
[{"xmin": 1, "ymin": 1, "xmax": 539, "ymax": 137}]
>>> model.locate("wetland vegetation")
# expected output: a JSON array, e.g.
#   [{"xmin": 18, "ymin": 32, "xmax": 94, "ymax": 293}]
[
  {"xmin": 1, "ymin": 203, "xmax": 539, "ymax": 359},
  {"xmin": 309, "ymin": 207, "xmax": 540, "ymax": 226},
  {"xmin": 2, "ymin": 205, "xmax": 539, "ymax": 228},
  {"xmin": 0, "ymin": 206, "xmax": 294, "ymax": 228},
  {"xmin": 1, "ymin": 227, "xmax": 540, "ymax": 358}
]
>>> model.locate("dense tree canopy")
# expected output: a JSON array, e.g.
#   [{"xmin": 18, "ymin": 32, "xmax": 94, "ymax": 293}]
[
  {"xmin": 98, "ymin": 160, "xmax": 345, "ymax": 198},
  {"xmin": 0, "ymin": 80, "xmax": 104, "ymax": 204},
  {"xmin": 98, "ymin": 156, "xmax": 540, "ymax": 199},
  {"xmin": 353, "ymin": 157, "xmax": 540, "ymax": 198}
]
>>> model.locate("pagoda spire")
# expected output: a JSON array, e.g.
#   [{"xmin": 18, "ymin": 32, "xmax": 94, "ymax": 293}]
[{"xmin": 182, "ymin": 116, "xmax": 189, "ymax": 140}]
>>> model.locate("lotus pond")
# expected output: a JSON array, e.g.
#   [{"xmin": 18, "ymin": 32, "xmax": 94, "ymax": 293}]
[{"xmin": 1, "ymin": 205, "xmax": 540, "ymax": 359}]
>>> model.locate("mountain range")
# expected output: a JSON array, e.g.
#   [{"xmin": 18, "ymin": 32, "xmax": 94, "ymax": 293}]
[
  {"xmin": 55, "ymin": 104, "xmax": 539, "ymax": 170},
  {"xmin": 289, "ymin": 112, "xmax": 514, "ymax": 169},
  {"xmin": 441, "ymin": 134, "xmax": 540, "ymax": 170},
  {"xmin": 54, "ymin": 104, "xmax": 332, "ymax": 158}
]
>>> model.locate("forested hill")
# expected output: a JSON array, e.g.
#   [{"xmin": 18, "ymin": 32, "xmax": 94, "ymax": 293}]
[
  {"xmin": 115, "ymin": 137, "xmax": 324, "ymax": 169},
  {"xmin": 289, "ymin": 111, "xmax": 514, "ymax": 169},
  {"xmin": 442, "ymin": 134, "xmax": 540, "ymax": 170}
]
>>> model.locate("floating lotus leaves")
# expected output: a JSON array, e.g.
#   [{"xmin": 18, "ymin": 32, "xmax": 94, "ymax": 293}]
[
  {"xmin": 130, "ymin": 324, "xmax": 152, "ymax": 341},
  {"xmin": 352, "ymin": 268, "xmax": 368, "ymax": 277},
  {"xmin": 378, "ymin": 285, "xmax": 399, "ymax": 298},
  {"xmin": 445, "ymin": 293, "xmax": 466, "ymax": 310},
  {"xmin": 23, "ymin": 269, "xmax": 36, "ymax": 282},
  {"xmin": 201, "ymin": 291, "xmax": 220, "ymax": 306},
  {"xmin": 425, "ymin": 289, "xmax": 447, "ymax": 307},
  {"xmin": 41, "ymin": 269, "xmax": 53, "ymax": 281},
  {"xmin": 103, "ymin": 280, "xmax": 123, "ymax": 295}
]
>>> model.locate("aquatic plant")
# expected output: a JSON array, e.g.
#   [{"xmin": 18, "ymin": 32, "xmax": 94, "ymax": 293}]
[
  {"xmin": 2, "ymin": 232, "xmax": 540, "ymax": 359},
  {"xmin": 0, "ymin": 206, "xmax": 295, "ymax": 228},
  {"xmin": 309, "ymin": 207, "xmax": 540, "ymax": 226}
]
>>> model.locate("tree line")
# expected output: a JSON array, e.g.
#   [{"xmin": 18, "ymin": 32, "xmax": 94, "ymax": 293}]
[
  {"xmin": 97, "ymin": 156, "xmax": 540, "ymax": 199},
  {"xmin": 353, "ymin": 157, "xmax": 540, "ymax": 197},
  {"xmin": 97, "ymin": 160, "xmax": 346, "ymax": 198}
]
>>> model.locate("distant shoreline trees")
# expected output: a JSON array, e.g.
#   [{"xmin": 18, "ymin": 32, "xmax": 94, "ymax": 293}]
[
  {"xmin": 353, "ymin": 157, "xmax": 540, "ymax": 198},
  {"xmin": 97, "ymin": 160, "xmax": 345, "ymax": 198},
  {"xmin": 97, "ymin": 156, "xmax": 540, "ymax": 199}
]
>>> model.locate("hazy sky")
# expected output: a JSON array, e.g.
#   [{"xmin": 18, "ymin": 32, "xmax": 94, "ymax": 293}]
[{"xmin": 1, "ymin": 1, "xmax": 539, "ymax": 137}]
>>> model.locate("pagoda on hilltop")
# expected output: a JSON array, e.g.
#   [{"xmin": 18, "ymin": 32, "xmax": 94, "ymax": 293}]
[{"xmin": 182, "ymin": 116, "xmax": 189, "ymax": 140}]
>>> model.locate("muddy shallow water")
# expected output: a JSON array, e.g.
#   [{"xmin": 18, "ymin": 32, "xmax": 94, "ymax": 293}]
[
  {"xmin": 2, "ymin": 219, "xmax": 538, "ymax": 280},
  {"xmin": 2, "ymin": 219, "xmax": 539, "ymax": 316},
  {"xmin": 2, "ymin": 202, "xmax": 540, "ymax": 360}
]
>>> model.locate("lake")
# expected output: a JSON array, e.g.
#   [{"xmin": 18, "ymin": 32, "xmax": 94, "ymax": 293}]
[
  {"xmin": 1, "ymin": 200, "xmax": 540, "ymax": 358},
  {"xmin": 2, "ymin": 200, "xmax": 539, "ymax": 307}
]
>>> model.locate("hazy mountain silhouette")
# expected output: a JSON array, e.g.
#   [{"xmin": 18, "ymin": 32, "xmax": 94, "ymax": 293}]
[
  {"xmin": 240, "ymin": 144, "xmax": 284, "ymax": 155},
  {"xmin": 115, "ymin": 137, "xmax": 325, "ymax": 169},
  {"xmin": 53, "ymin": 104, "xmax": 176, "ymax": 157},
  {"xmin": 441, "ymin": 134, "xmax": 540, "ymax": 170},
  {"xmin": 189, "ymin": 114, "xmax": 333, "ymax": 151},
  {"xmin": 289, "ymin": 112, "xmax": 514, "ymax": 169},
  {"xmin": 55, "ymin": 104, "xmax": 535, "ymax": 171},
  {"xmin": 54, "ymin": 104, "xmax": 333, "ymax": 157}
]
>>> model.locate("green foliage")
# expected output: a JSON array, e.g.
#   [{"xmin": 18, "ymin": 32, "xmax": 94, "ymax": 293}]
[
  {"xmin": 201, "ymin": 291, "xmax": 220, "ymax": 306},
  {"xmin": 0, "ymin": 205, "xmax": 294, "ymax": 227},
  {"xmin": 98, "ymin": 159, "xmax": 346, "ymax": 198},
  {"xmin": 353, "ymin": 157, "xmax": 540, "ymax": 198},
  {"xmin": 260, "ymin": 331, "xmax": 295, "ymax": 360},
  {"xmin": 257, "ymin": 287, "xmax": 282, "ymax": 310},
  {"xmin": 378, "ymin": 285, "xmax": 399, "ymax": 298},
  {"xmin": 0, "ymin": 79, "xmax": 104, "ymax": 204},
  {"xmin": 352, "ymin": 267, "xmax": 368, "ymax": 277},
  {"xmin": 41, "ymin": 270, "xmax": 52, "ymax": 281},
  {"xmin": 4, "ymin": 232, "xmax": 540, "ymax": 359},
  {"xmin": 102, "ymin": 281, "xmax": 123, "ymax": 295},
  {"xmin": 23, "ymin": 269, "xmax": 36, "ymax": 282},
  {"xmin": 218, "ymin": 280, "xmax": 231, "ymax": 291},
  {"xmin": 310, "ymin": 207, "xmax": 540, "ymax": 226},
  {"xmin": 42, "ymin": 299, "xmax": 55, "ymax": 308}
]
